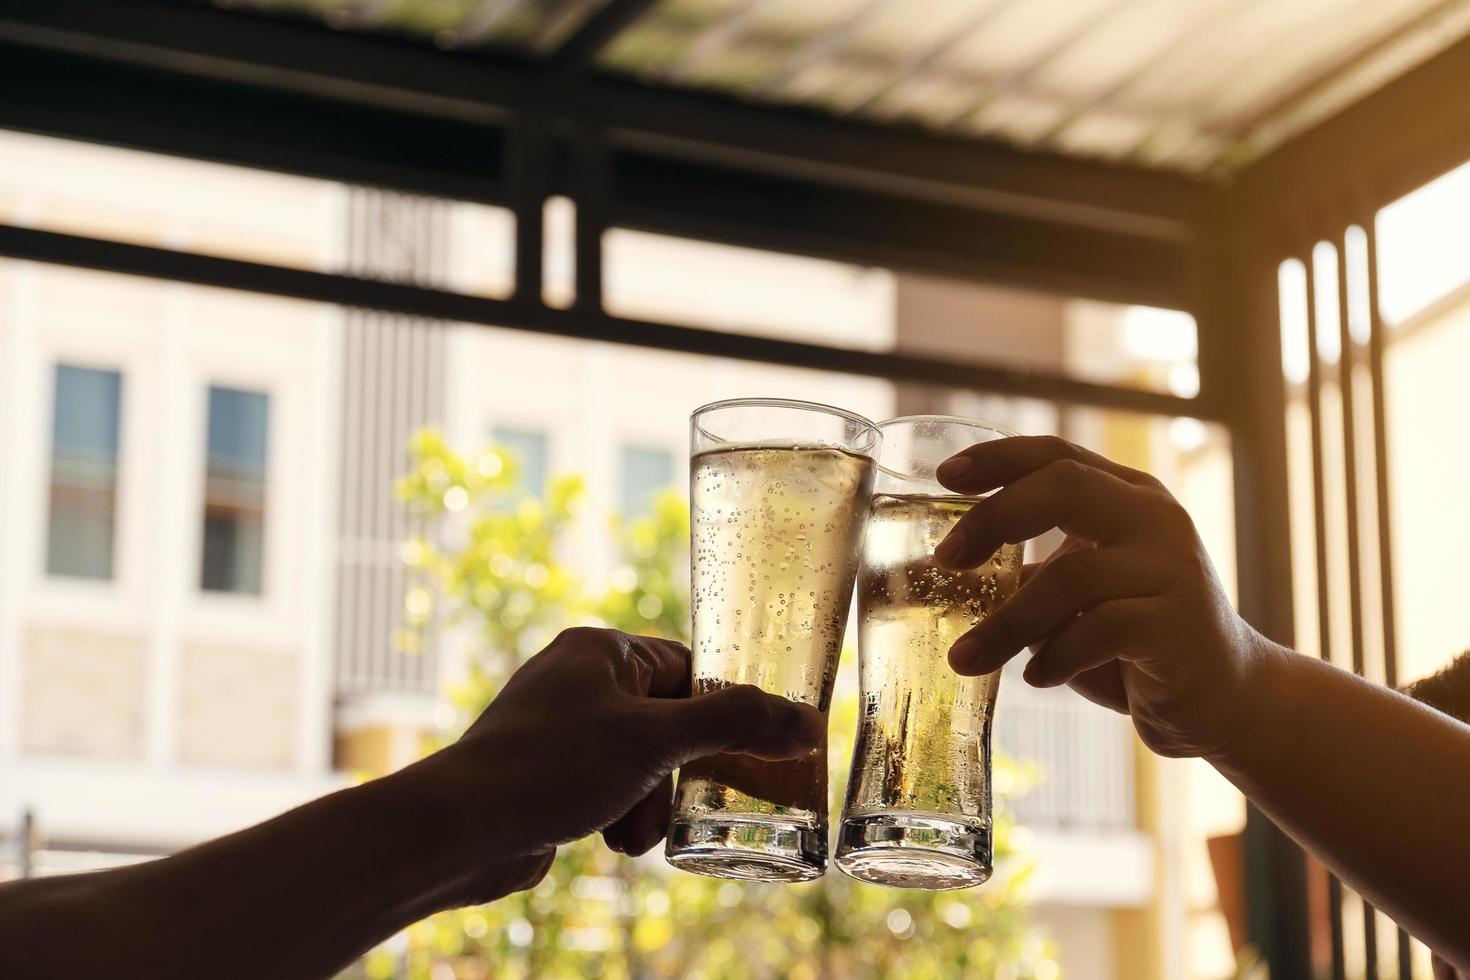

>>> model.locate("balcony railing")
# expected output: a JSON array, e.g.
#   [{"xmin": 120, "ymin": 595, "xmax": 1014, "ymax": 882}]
[{"xmin": 996, "ymin": 676, "xmax": 1137, "ymax": 834}]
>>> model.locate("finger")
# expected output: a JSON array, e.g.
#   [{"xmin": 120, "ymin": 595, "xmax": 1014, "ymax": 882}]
[
  {"xmin": 622, "ymin": 634, "xmax": 693, "ymax": 699},
  {"xmin": 1022, "ymin": 597, "xmax": 1157, "ymax": 689},
  {"xmin": 934, "ymin": 459, "xmax": 1151, "ymax": 570},
  {"xmin": 603, "ymin": 773, "xmax": 673, "ymax": 856},
  {"xmin": 677, "ymin": 744, "xmax": 824, "ymax": 811},
  {"xmin": 496, "ymin": 848, "xmax": 556, "ymax": 894},
  {"xmin": 517, "ymin": 849, "xmax": 556, "ymax": 891},
  {"xmin": 935, "ymin": 434, "xmax": 1161, "ymax": 495},
  {"xmin": 1065, "ymin": 661, "xmax": 1131, "ymax": 714},
  {"xmin": 647, "ymin": 684, "xmax": 825, "ymax": 767},
  {"xmin": 948, "ymin": 547, "xmax": 1168, "ymax": 674},
  {"xmin": 1018, "ymin": 534, "xmax": 1088, "ymax": 588}
]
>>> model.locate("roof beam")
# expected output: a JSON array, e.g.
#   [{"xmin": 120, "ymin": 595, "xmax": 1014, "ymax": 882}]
[
  {"xmin": 0, "ymin": 222, "xmax": 1212, "ymax": 419},
  {"xmin": 0, "ymin": 0, "xmax": 1208, "ymax": 238}
]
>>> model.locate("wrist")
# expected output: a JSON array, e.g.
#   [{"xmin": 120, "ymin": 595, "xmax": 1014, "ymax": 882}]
[
  {"xmin": 1204, "ymin": 630, "xmax": 1294, "ymax": 770},
  {"xmin": 369, "ymin": 753, "xmax": 515, "ymax": 912}
]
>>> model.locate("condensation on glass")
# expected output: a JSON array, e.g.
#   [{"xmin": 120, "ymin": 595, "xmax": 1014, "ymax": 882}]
[{"xmin": 665, "ymin": 397, "xmax": 880, "ymax": 883}]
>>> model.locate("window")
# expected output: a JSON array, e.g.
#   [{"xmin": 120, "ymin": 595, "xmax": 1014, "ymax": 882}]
[
  {"xmin": 46, "ymin": 364, "xmax": 123, "ymax": 580},
  {"xmin": 620, "ymin": 445, "xmax": 675, "ymax": 516},
  {"xmin": 491, "ymin": 427, "xmax": 548, "ymax": 504},
  {"xmin": 201, "ymin": 386, "xmax": 269, "ymax": 594}
]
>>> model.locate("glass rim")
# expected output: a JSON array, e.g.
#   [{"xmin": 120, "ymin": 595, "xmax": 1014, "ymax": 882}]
[
  {"xmin": 876, "ymin": 413, "xmax": 1020, "ymax": 439},
  {"xmin": 690, "ymin": 397, "xmax": 883, "ymax": 449},
  {"xmin": 874, "ymin": 414, "xmax": 1019, "ymax": 485}
]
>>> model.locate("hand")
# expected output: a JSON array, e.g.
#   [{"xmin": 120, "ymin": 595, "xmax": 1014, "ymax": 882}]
[
  {"xmin": 413, "ymin": 627, "xmax": 824, "ymax": 885},
  {"xmin": 932, "ymin": 435, "xmax": 1277, "ymax": 760}
]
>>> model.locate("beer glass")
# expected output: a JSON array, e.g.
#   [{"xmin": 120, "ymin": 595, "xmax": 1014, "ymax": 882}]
[
  {"xmin": 835, "ymin": 415, "xmax": 1022, "ymax": 890},
  {"xmin": 665, "ymin": 398, "xmax": 881, "ymax": 882}
]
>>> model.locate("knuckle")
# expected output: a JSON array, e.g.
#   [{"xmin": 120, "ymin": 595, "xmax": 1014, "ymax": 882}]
[
  {"xmin": 1134, "ymin": 469, "xmax": 1168, "ymax": 492},
  {"xmin": 724, "ymin": 684, "xmax": 771, "ymax": 718},
  {"xmin": 1040, "ymin": 435, "xmax": 1078, "ymax": 460},
  {"xmin": 1156, "ymin": 498, "xmax": 1197, "ymax": 537},
  {"xmin": 1047, "ymin": 457, "xmax": 1092, "ymax": 485},
  {"xmin": 556, "ymin": 625, "xmax": 610, "ymax": 647}
]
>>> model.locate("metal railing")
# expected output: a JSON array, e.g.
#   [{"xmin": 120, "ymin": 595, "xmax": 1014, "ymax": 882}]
[{"xmin": 996, "ymin": 681, "xmax": 1136, "ymax": 833}]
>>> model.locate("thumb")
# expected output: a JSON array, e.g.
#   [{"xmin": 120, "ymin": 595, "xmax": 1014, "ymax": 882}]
[{"xmin": 649, "ymin": 685, "xmax": 824, "ymax": 766}]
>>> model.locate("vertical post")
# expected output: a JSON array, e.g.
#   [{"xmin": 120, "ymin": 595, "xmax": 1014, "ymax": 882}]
[
  {"xmin": 1335, "ymin": 225, "xmax": 1379, "ymax": 980},
  {"xmin": 1198, "ymin": 194, "xmax": 1311, "ymax": 979},
  {"xmin": 573, "ymin": 127, "xmax": 607, "ymax": 316},
  {"xmin": 1362, "ymin": 215, "xmax": 1414, "ymax": 980},
  {"xmin": 1303, "ymin": 241, "xmax": 1348, "ymax": 980},
  {"xmin": 510, "ymin": 117, "xmax": 547, "ymax": 305}
]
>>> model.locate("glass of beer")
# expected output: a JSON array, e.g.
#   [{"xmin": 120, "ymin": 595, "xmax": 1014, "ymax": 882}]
[
  {"xmin": 665, "ymin": 398, "xmax": 881, "ymax": 882},
  {"xmin": 835, "ymin": 415, "xmax": 1022, "ymax": 890}
]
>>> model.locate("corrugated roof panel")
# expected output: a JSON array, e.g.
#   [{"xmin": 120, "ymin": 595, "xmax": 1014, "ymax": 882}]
[
  {"xmin": 222, "ymin": 0, "xmax": 1470, "ymax": 175},
  {"xmin": 1194, "ymin": 0, "xmax": 1431, "ymax": 131},
  {"xmin": 943, "ymin": 0, "xmax": 1127, "ymax": 82},
  {"xmin": 1030, "ymin": 0, "xmax": 1213, "ymax": 104}
]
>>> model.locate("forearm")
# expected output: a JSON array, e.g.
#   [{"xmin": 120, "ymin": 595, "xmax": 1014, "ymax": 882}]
[
  {"xmin": 0, "ymin": 762, "xmax": 496, "ymax": 980},
  {"xmin": 1212, "ymin": 646, "xmax": 1470, "ymax": 968}
]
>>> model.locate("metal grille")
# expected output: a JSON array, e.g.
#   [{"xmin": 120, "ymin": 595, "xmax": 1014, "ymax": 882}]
[
  {"xmin": 333, "ymin": 189, "xmax": 449, "ymax": 698},
  {"xmin": 997, "ymin": 682, "xmax": 1136, "ymax": 833},
  {"xmin": 1282, "ymin": 217, "xmax": 1418, "ymax": 980}
]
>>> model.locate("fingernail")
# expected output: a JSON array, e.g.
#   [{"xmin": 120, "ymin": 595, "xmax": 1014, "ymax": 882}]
[
  {"xmin": 936, "ymin": 455, "xmax": 972, "ymax": 482},
  {"xmin": 934, "ymin": 529, "xmax": 965, "ymax": 565}
]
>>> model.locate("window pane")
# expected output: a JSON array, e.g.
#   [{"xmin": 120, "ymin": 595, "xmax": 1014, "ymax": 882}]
[
  {"xmin": 46, "ymin": 364, "xmax": 122, "ymax": 580},
  {"xmin": 491, "ymin": 427, "xmax": 548, "ymax": 504},
  {"xmin": 620, "ymin": 445, "xmax": 675, "ymax": 516},
  {"xmin": 201, "ymin": 386, "xmax": 269, "ymax": 594},
  {"xmin": 1376, "ymin": 157, "xmax": 1470, "ymax": 326}
]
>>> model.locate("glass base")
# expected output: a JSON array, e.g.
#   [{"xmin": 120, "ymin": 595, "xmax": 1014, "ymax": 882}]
[
  {"xmin": 834, "ymin": 812, "xmax": 992, "ymax": 890},
  {"xmin": 665, "ymin": 816, "xmax": 827, "ymax": 882}
]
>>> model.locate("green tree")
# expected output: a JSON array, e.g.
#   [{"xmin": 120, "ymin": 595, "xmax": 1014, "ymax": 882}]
[{"xmin": 365, "ymin": 430, "xmax": 1055, "ymax": 979}]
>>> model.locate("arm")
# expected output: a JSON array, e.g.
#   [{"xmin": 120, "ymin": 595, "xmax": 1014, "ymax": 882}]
[
  {"xmin": 932, "ymin": 435, "xmax": 1470, "ymax": 970},
  {"xmin": 0, "ymin": 764, "xmax": 546, "ymax": 980},
  {"xmin": 0, "ymin": 628, "xmax": 822, "ymax": 980},
  {"xmin": 1219, "ymin": 648, "xmax": 1470, "ymax": 964}
]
